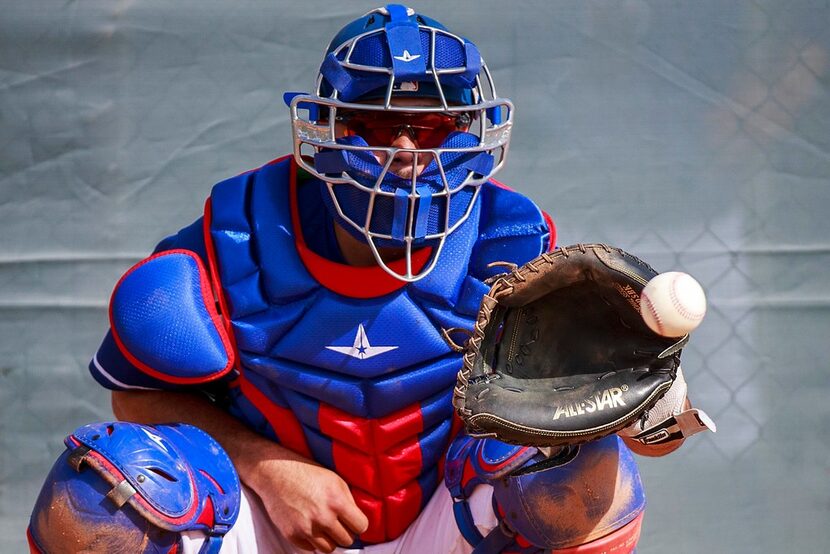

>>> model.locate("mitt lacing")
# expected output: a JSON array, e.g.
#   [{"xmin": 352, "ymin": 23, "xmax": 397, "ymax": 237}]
[
  {"xmin": 453, "ymin": 291, "xmax": 499, "ymax": 412},
  {"xmin": 441, "ymin": 327, "xmax": 473, "ymax": 353}
]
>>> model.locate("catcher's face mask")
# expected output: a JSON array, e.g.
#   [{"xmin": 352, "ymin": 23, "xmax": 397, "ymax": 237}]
[{"xmin": 288, "ymin": 4, "xmax": 513, "ymax": 282}]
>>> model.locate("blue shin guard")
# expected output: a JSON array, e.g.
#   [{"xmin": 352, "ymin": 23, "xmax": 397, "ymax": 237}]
[{"xmin": 29, "ymin": 422, "xmax": 240, "ymax": 554}]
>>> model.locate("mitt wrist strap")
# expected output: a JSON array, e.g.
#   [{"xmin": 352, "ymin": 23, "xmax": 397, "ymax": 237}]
[
  {"xmin": 631, "ymin": 408, "xmax": 716, "ymax": 445},
  {"xmin": 452, "ymin": 498, "xmax": 486, "ymax": 547}
]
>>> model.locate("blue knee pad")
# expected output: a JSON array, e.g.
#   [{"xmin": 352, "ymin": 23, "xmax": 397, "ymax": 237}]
[
  {"xmin": 29, "ymin": 421, "xmax": 240, "ymax": 554},
  {"xmin": 445, "ymin": 434, "xmax": 645, "ymax": 553}
]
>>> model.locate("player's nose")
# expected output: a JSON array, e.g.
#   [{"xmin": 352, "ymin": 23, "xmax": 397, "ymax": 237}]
[{"xmin": 390, "ymin": 128, "xmax": 419, "ymax": 164}]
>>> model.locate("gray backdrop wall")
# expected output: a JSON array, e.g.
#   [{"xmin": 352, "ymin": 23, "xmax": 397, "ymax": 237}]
[{"xmin": 2, "ymin": 1, "xmax": 829, "ymax": 552}]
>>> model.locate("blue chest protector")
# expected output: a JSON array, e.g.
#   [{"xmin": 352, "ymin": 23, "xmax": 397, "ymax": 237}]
[{"xmin": 205, "ymin": 157, "xmax": 550, "ymax": 543}]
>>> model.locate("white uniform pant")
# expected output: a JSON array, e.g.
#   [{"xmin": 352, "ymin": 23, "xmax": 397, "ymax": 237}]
[{"xmin": 182, "ymin": 484, "xmax": 497, "ymax": 554}]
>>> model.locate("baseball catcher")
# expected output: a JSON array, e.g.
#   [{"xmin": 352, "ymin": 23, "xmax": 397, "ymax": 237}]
[{"xmin": 29, "ymin": 3, "xmax": 716, "ymax": 552}]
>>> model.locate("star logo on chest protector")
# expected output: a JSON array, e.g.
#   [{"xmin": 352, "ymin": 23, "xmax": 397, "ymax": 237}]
[{"xmin": 325, "ymin": 324, "xmax": 398, "ymax": 360}]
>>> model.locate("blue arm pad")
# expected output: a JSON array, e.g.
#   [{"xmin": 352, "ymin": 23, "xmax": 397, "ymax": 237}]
[{"xmin": 109, "ymin": 250, "xmax": 235, "ymax": 384}]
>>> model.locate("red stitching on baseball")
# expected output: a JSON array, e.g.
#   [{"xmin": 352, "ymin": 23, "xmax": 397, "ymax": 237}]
[
  {"xmin": 641, "ymin": 290, "xmax": 664, "ymax": 335},
  {"xmin": 669, "ymin": 273, "xmax": 705, "ymax": 321}
]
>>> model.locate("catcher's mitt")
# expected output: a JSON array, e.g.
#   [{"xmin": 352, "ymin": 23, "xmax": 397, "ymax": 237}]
[{"xmin": 453, "ymin": 244, "xmax": 688, "ymax": 447}]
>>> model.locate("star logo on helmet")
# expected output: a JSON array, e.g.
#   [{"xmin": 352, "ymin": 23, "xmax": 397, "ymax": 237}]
[
  {"xmin": 394, "ymin": 50, "xmax": 421, "ymax": 63},
  {"xmin": 140, "ymin": 427, "xmax": 170, "ymax": 453},
  {"xmin": 325, "ymin": 324, "xmax": 398, "ymax": 360}
]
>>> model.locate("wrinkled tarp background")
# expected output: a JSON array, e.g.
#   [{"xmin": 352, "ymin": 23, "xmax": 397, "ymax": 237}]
[{"xmin": 2, "ymin": 1, "xmax": 829, "ymax": 552}]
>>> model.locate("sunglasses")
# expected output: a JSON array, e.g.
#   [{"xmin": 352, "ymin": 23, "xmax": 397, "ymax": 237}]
[{"xmin": 334, "ymin": 110, "xmax": 474, "ymax": 149}]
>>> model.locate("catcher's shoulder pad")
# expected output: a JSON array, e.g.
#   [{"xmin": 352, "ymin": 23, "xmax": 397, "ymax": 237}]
[
  {"xmin": 109, "ymin": 249, "xmax": 235, "ymax": 384},
  {"xmin": 470, "ymin": 181, "xmax": 554, "ymax": 280},
  {"xmin": 454, "ymin": 244, "xmax": 687, "ymax": 447}
]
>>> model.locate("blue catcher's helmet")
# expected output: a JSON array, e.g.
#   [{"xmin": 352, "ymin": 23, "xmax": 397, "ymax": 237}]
[{"xmin": 289, "ymin": 4, "xmax": 513, "ymax": 282}]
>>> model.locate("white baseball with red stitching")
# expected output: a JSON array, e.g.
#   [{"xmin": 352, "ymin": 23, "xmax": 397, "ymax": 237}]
[{"xmin": 640, "ymin": 272, "xmax": 707, "ymax": 337}]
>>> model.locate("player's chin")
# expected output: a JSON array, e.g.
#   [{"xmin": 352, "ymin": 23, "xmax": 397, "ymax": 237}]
[{"xmin": 621, "ymin": 434, "xmax": 686, "ymax": 458}]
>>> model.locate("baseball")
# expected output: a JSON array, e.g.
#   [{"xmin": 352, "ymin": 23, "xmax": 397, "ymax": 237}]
[{"xmin": 640, "ymin": 272, "xmax": 707, "ymax": 337}]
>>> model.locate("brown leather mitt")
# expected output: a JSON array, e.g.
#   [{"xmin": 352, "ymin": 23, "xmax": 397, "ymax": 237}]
[{"xmin": 453, "ymin": 244, "xmax": 688, "ymax": 447}]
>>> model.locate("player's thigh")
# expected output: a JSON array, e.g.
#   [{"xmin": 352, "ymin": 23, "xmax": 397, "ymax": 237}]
[
  {"xmin": 180, "ymin": 486, "xmax": 289, "ymax": 554},
  {"xmin": 362, "ymin": 483, "xmax": 496, "ymax": 554}
]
